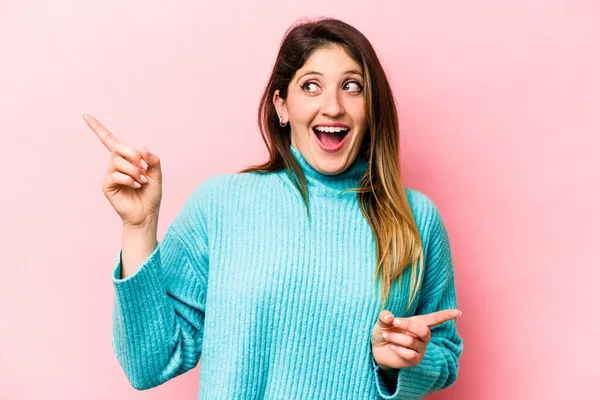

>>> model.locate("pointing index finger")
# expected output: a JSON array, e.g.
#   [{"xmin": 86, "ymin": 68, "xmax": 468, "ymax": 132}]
[
  {"xmin": 420, "ymin": 309, "xmax": 462, "ymax": 327},
  {"xmin": 83, "ymin": 114, "xmax": 119, "ymax": 152}
]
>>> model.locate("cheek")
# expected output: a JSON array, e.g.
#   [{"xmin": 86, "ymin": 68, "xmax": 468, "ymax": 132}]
[
  {"xmin": 349, "ymin": 107, "xmax": 367, "ymax": 125},
  {"xmin": 347, "ymin": 97, "xmax": 366, "ymax": 115},
  {"xmin": 290, "ymin": 102, "xmax": 320, "ymax": 125}
]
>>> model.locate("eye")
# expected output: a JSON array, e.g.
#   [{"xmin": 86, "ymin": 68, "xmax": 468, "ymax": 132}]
[
  {"xmin": 344, "ymin": 81, "xmax": 363, "ymax": 92},
  {"xmin": 301, "ymin": 81, "xmax": 320, "ymax": 92},
  {"xmin": 300, "ymin": 80, "xmax": 363, "ymax": 93}
]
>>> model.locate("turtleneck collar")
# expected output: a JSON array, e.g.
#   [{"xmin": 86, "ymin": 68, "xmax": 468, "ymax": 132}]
[{"xmin": 288, "ymin": 143, "xmax": 368, "ymax": 195}]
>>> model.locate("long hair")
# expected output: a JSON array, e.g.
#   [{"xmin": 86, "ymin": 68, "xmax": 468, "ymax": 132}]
[{"xmin": 239, "ymin": 17, "xmax": 424, "ymax": 311}]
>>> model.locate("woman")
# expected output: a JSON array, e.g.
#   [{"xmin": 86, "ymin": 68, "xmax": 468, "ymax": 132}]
[{"xmin": 85, "ymin": 17, "xmax": 463, "ymax": 399}]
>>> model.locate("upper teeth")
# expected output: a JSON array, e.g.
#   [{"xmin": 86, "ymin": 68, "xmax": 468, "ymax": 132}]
[{"xmin": 314, "ymin": 126, "xmax": 349, "ymax": 133}]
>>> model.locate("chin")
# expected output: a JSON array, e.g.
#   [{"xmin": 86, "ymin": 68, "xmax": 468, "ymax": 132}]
[{"xmin": 314, "ymin": 154, "xmax": 352, "ymax": 175}]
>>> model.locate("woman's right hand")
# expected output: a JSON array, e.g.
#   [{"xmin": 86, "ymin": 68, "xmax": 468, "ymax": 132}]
[{"xmin": 83, "ymin": 114, "xmax": 163, "ymax": 228}]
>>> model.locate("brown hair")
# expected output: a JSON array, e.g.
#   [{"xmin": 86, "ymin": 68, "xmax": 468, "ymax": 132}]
[{"xmin": 239, "ymin": 17, "xmax": 424, "ymax": 311}]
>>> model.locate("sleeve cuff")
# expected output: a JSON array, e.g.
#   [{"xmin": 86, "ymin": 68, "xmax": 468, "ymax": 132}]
[
  {"xmin": 371, "ymin": 354, "xmax": 402, "ymax": 399},
  {"xmin": 112, "ymin": 240, "xmax": 160, "ymax": 283},
  {"xmin": 371, "ymin": 348, "xmax": 439, "ymax": 399},
  {"xmin": 111, "ymin": 241, "xmax": 168, "ymax": 318}
]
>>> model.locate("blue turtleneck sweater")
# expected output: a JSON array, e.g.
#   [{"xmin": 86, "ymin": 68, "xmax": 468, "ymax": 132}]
[{"xmin": 111, "ymin": 144, "xmax": 463, "ymax": 399}]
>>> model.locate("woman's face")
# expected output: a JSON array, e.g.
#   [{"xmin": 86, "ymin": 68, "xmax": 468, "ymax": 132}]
[{"xmin": 273, "ymin": 45, "xmax": 367, "ymax": 175}]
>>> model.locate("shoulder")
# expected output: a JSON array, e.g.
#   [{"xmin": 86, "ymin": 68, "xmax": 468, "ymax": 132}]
[
  {"xmin": 170, "ymin": 173, "xmax": 234, "ymax": 223},
  {"xmin": 404, "ymin": 188, "xmax": 448, "ymax": 248},
  {"xmin": 189, "ymin": 171, "xmax": 276, "ymax": 202},
  {"xmin": 404, "ymin": 188, "xmax": 440, "ymax": 224},
  {"xmin": 182, "ymin": 171, "xmax": 279, "ymax": 218},
  {"xmin": 168, "ymin": 173, "xmax": 236, "ymax": 235},
  {"xmin": 189, "ymin": 173, "xmax": 235, "ymax": 202}
]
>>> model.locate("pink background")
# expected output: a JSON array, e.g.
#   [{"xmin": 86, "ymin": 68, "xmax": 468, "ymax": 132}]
[{"xmin": 1, "ymin": 1, "xmax": 598, "ymax": 399}]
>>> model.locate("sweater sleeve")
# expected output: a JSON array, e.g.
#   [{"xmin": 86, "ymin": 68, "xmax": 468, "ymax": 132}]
[
  {"xmin": 372, "ymin": 197, "xmax": 464, "ymax": 399},
  {"xmin": 111, "ymin": 185, "xmax": 210, "ymax": 390}
]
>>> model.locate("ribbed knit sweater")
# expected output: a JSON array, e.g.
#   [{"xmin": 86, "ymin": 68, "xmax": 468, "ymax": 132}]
[{"xmin": 111, "ymin": 144, "xmax": 463, "ymax": 399}]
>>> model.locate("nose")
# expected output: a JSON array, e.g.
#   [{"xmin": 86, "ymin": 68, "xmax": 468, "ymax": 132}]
[{"xmin": 321, "ymin": 90, "xmax": 345, "ymax": 117}]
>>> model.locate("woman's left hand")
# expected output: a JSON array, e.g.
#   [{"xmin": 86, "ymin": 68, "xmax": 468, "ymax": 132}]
[{"xmin": 371, "ymin": 309, "xmax": 461, "ymax": 370}]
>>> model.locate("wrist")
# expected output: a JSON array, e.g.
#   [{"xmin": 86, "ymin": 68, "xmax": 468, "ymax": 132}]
[
  {"xmin": 122, "ymin": 215, "xmax": 158, "ymax": 252},
  {"xmin": 123, "ymin": 214, "xmax": 159, "ymax": 233},
  {"xmin": 120, "ymin": 215, "xmax": 158, "ymax": 279}
]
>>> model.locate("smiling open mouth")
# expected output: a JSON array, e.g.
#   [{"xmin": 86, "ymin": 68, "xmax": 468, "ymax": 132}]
[{"xmin": 312, "ymin": 127, "xmax": 350, "ymax": 148}]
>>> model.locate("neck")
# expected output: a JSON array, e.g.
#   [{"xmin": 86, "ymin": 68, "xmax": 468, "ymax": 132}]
[{"xmin": 288, "ymin": 144, "xmax": 368, "ymax": 195}]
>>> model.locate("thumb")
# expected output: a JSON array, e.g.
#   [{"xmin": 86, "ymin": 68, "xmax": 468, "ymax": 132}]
[
  {"xmin": 375, "ymin": 310, "xmax": 395, "ymax": 330},
  {"xmin": 141, "ymin": 147, "xmax": 162, "ymax": 181},
  {"xmin": 141, "ymin": 147, "xmax": 160, "ymax": 167}
]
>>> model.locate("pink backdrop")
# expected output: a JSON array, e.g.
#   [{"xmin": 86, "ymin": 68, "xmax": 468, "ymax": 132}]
[{"xmin": 1, "ymin": 1, "xmax": 598, "ymax": 399}]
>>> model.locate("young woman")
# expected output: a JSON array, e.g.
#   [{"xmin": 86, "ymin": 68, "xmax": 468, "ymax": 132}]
[{"xmin": 85, "ymin": 17, "xmax": 463, "ymax": 399}]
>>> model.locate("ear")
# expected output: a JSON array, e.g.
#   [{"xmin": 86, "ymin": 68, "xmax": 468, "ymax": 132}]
[{"xmin": 273, "ymin": 90, "xmax": 288, "ymax": 123}]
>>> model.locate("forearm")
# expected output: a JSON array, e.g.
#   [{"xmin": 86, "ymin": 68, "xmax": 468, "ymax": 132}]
[
  {"xmin": 112, "ymin": 221, "xmax": 206, "ymax": 390},
  {"xmin": 120, "ymin": 216, "xmax": 158, "ymax": 279}
]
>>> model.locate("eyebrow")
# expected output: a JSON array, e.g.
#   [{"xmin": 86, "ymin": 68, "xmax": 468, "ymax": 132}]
[{"xmin": 295, "ymin": 69, "xmax": 363, "ymax": 83}]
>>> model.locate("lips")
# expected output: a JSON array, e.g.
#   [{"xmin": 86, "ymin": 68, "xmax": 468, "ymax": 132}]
[
  {"xmin": 312, "ymin": 126, "xmax": 350, "ymax": 141},
  {"xmin": 312, "ymin": 126, "xmax": 351, "ymax": 152}
]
